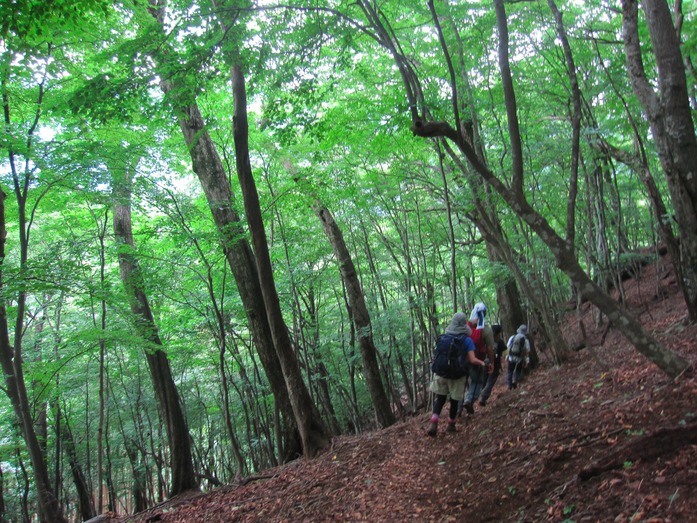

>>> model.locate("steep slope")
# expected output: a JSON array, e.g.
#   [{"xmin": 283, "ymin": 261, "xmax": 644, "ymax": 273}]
[{"xmin": 113, "ymin": 251, "xmax": 697, "ymax": 523}]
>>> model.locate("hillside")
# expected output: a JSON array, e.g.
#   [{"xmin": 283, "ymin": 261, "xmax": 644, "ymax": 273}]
[{"xmin": 110, "ymin": 251, "xmax": 697, "ymax": 523}]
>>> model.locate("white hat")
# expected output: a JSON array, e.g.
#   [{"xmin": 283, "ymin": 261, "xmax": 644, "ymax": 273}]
[{"xmin": 469, "ymin": 302, "xmax": 487, "ymax": 329}]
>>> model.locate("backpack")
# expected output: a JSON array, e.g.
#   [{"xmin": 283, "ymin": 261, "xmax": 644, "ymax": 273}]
[
  {"xmin": 470, "ymin": 327, "xmax": 487, "ymax": 359},
  {"xmin": 509, "ymin": 334, "xmax": 526, "ymax": 359},
  {"xmin": 430, "ymin": 334, "xmax": 469, "ymax": 379}
]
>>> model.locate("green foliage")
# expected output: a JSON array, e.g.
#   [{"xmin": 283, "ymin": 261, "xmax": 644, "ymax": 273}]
[{"xmin": 0, "ymin": 0, "xmax": 684, "ymax": 516}]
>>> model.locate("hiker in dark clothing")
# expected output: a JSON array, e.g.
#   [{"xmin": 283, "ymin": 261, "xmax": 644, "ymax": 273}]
[
  {"xmin": 506, "ymin": 324, "xmax": 531, "ymax": 389},
  {"xmin": 427, "ymin": 313, "xmax": 486, "ymax": 436},
  {"xmin": 479, "ymin": 323, "xmax": 506, "ymax": 406}
]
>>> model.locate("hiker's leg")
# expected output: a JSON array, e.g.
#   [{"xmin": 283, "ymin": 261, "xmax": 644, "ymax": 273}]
[
  {"xmin": 480, "ymin": 375, "xmax": 493, "ymax": 402},
  {"xmin": 464, "ymin": 366, "xmax": 480, "ymax": 404},
  {"xmin": 480, "ymin": 367, "xmax": 499, "ymax": 404},
  {"xmin": 448, "ymin": 398, "xmax": 459, "ymax": 420},
  {"xmin": 472, "ymin": 365, "xmax": 486, "ymax": 401},
  {"xmin": 432, "ymin": 393, "xmax": 447, "ymax": 416},
  {"xmin": 427, "ymin": 393, "xmax": 447, "ymax": 436},
  {"xmin": 511, "ymin": 362, "xmax": 521, "ymax": 388}
]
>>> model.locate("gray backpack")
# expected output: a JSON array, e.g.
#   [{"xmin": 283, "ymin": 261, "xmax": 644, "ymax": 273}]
[{"xmin": 509, "ymin": 334, "xmax": 526, "ymax": 360}]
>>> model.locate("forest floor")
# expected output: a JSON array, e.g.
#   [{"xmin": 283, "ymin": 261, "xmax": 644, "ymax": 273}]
[{"xmin": 111, "ymin": 251, "xmax": 697, "ymax": 523}]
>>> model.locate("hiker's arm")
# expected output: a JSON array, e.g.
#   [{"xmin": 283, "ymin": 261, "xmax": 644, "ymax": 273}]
[
  {"xmin": 485, "ymin": 328, "xmax": 495, "ymax": 373},
  {"xmin": 524, "ymin": 340, "xmax": 531, "ymax": 366},
  {"xmin": 466, "ymin": 351, "xmax": 486, "ymax": 366}
]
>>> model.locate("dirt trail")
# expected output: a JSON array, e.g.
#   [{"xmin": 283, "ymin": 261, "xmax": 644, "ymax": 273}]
[{"xmin": 114, "ymin": 254, "xmax": 697, "ymax": 523}]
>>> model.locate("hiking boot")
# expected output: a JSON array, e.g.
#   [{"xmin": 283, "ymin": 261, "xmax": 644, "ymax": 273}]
[
  {"xmin": 464, "ymin": 401, "xmax": 474, "ymax": 415},
  {"xmin": 445, "ymin": 422, "xmax": 456, "ymax": 433},
  {"xmin": 479, "ymin": 399, "xmax": 487, "ymax": 407},
  {"xmin": 427, "ymin": 422, "xmax": 438, "ymax": 437}
]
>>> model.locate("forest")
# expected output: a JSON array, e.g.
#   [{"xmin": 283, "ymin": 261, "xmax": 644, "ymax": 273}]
[{"xmin": 1, "ymin": 0, "xmax": 696, "ymax": 521}]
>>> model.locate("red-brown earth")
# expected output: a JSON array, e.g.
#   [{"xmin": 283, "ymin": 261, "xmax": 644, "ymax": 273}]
[{"xmin": 108, "ymin": 251, "xmax": 697, "ymax": 523}]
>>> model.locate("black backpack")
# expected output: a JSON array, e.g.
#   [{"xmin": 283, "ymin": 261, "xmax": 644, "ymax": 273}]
[
  {"xmin": 431, "ymin": 334, "xmax": 469, "ymax": 379},
  {"xmin": 509, "ymin": 334, "xmax": 526, "ymax": 359}
]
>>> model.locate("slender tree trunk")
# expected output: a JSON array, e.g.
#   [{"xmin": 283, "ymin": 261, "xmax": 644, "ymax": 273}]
[
  {"xmin": 219, "ymin": 340, "xmax": 247, "ymax": 475},
  {"xmin": 104, "ymin": 421, "xmax": 117, "ymax": 512},
  {"xmin": 124, "ymin": 439, "xmax": 148, "ymax": 514},
  {"xmin": 93, "ymin": 207, "xmax": 109, "ymax": 514},
  {"xmin": 0, "ymin": 188, "xmax": 66, "ymax": 523},
  {"xmin": 231, "ymin": 64, "xmax": 330, "ymax": 456},
  {"xmin": 60, "ymin": 417, "xmax": 96, "ymax": 521},
  {"xmin": 312, "ymin": 201, "xmax": 396, "ymax": 428},
  {"xmin": 1, "ymin": 58, "xmax": 67, "ymax": 520},
  {"xmin": 548, "ymin": 0, "xmax": 582, "ymax": 250},
  {"xmin": 0, "ymin": 467, "xmax": 5, "ymax": 521},
  {"xmin": 622, "ymin": 0, "xmax": 697, "ymax": 321},
  {"xmin": 18, "ymin": 451, "xmax": 30, "ymax": 523},
  {"xmin": 111, "ymin": 166, "xmax": 198, "ymax": 497}
]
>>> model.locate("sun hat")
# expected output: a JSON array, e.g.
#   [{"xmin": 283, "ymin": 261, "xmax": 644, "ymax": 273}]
[{"xmin": 445, "ymin": 312, "xmax": 472, "ymax": 336}]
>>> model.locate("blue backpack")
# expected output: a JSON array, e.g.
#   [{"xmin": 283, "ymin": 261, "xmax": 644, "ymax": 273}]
[{"xmin": 431, "ymin": 334, "xmax": 469, "ymax": 379}]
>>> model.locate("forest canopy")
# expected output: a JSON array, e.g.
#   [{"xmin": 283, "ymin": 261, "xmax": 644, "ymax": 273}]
[{"xmin": 1, "ymin": 0, "xmax": 696, "ymax": 521}]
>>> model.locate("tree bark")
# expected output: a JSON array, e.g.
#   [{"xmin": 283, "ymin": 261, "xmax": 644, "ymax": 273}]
[
  {"xmin": 313, "ymin": 202, "xmax": 396, "ymax": 428},
  {"xmin": 0, "ymin": 188, "xmax": 67, "ymax": 523},
  {"xmin": 548, "ymin": 0, "xmax": 582, "ymax": 251},
  {"xmin": 60, "ymin": 416, "xmax": 96, "ymax": 521},
  {"xmin": 622, "ymin": 0, "xmax": 697, "ymax": 321},
  {"xmin": 146, "ymin": 0, "xmax": 304, "ymax": 462},
  {"xmin": 111, "ymin": 167, "xmax": 199, "ymax": 497},
  {"xmin": 231, "ymin": 64, "xmax": 330, "ymax": 456}
]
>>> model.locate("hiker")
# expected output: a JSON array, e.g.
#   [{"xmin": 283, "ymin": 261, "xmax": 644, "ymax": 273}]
[
  {"xmin": 478, "ymin": 323, "xmax": 506, "ymax": 406},
  {"xmin": 427, "ymin": 312, "xmax": 486, "ymax": 436},
  {"xmin": 506, "ymin": 324, "xmax": 531, "ymax": 389},
  {"xmin": 460, "ymin": 302, "xmax": 495, "ymax": 415}
]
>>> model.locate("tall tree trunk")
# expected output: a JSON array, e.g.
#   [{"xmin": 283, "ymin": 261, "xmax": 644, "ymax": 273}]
[
  {"xmin": 111, "ymin": 166, "xmax": 198, "ymax": 497},
  {"xmin": 60, "ymin": 416, "xmax": 96, "ymax": 521},
  {"xmin": 1, "ymin": 55, "xmax": 67, "ymax": 521},
  {"xmin": 145, "ymin": 0, "xmax": 304, "ymax": 460},
  {"xmin": 622, "ymin": 0, "xmax": 697, "ymax": 321},
  {"xmin": 231, "ymin": 64, "xmax": 330, "ymax": 456},
  {"xmin": 312, "ymin": 201, "xmax": 396, "ymax": 428},
  {"xmin": 548, "ymin": 0, "xmax": 582, "ymax": 251},
  {"xmin": 93, "ymin": 207, "xmax": 109, "ymax": 514},
  {"xmin": 0, "ymin": 188, "xmax": 66, "ymax": 523},
  {"xmin": 124, "ymin": 438, "xmax": 149, "ymax": 514},
  {"xmin": 0, "ymin": 467, "xmax": 6, "ymax": 521}
]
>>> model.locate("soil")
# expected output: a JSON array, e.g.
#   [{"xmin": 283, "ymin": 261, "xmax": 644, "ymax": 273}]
[{"xmin": 110, "ymin": 252, "xmax": 697, "ymax": 523}]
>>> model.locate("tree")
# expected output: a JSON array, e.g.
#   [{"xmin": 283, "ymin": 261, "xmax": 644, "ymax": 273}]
[
  {"xmin": 144, "ymin": 0, "xmax": 327, "ymax": 459},
  {"xmin": 352, "ymin": 0, "xmax": 689, "ymax": 377},
  {"xmin": 111, "ymin": 155, "xmax": 199, "ymax": 497},
  {"xmin": 0, "ymin": 188, "xmax": 67, "ymax": 523},
  {"xmin": 312, "ymin": 201, "xmax": 396, "ymax": 428},
  {"xmin": 230, "ymin": 62, "xmax": 331, "ymax": 456},
  {"xmin": 622, "ymin": 0, "xmax": 697, "ymax": 322}
]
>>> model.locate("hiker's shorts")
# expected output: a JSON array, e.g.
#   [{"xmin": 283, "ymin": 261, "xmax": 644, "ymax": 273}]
[{"xmin": 429, "ymin": 375, "xmax": 466, "ymax": 401}]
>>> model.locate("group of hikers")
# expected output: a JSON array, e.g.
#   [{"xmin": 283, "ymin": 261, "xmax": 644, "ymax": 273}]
[{"xmin": 427, "ymin": 302, "xmax": 531, "ymax": 436}]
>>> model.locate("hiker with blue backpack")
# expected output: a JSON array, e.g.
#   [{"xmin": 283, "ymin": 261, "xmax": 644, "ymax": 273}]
[
  {"xmin": 427, "ymin": 312, "xmax": 486, "ymax": 436},
  {"xmin": 506, "ymin": 324, "xmax": 531, "ymax": 389}
]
